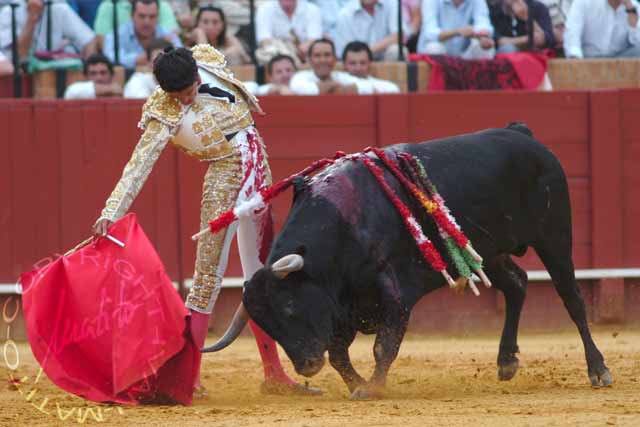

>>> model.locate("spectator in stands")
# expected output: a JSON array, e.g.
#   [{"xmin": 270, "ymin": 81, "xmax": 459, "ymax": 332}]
[
  {"xmin": 403, "ymin": 0, "xmax": 423, "ymax": 52},
  {"xmin": 210, "ymin": 0, "xmax": 268, "ymax": 37},
  {"xmin": 64, "ymin": 53, "xmax": 123, "ymax": 99},
  {"xmin": 334, "ymin": 0, "xmax": 405, "ymax": 61},
  {"xmin": 417, "ymin": 0, "xmax": 496, "ymax": 59},
  {"xmin": 0, "ymin": 51, "xmax": 14, "ymax": 77},
  {"xmin": 103, "ymin": 0, "xmax": 182, "ymax": 69},
  {"xmin": 246, "ymin": 53, "xmax": 297, "ymax": 95},
  {"xmin": 537, "ymin": 0, "xmax": 571, "ymax": 45},
  {"xmin": 343, "ymin": 41, "xmax": 400, "ymax": 92},
  {"xmin": 123, "ymin": 38, "xmax": 171, "ymax": 98},
  {"xmin": 563, "ymin": 0, "xmax": 640, "ymax": 58},
  {"xmin": 289, "ymin": 38, "xmax": 376, "ymax": 94},
  {"xmin": 94, "ymin": 0, "xmax": 179, "ymax": 40},
  {"xmin": 490, "ymin": 0, "xmax": 555, "ymax": 52},
  {"xmin": 188, "ymin": 6, "xmax": 251, "ymax": 65},
  {"xmin": 165, "ymin": 0, "xmax": 197, "ymax": 30},
  {"xmin": 255, "ymin": 0, "xmax": 323, "ymax": 64},
  {"xmin": 0, "ymin": 0, "xmax": 97, "ymax": 62},
  {"xmin": 308, "ymin": 0, "xmax": 350, "ymax": 39}
]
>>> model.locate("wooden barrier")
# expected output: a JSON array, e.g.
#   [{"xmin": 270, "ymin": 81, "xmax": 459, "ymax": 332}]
[
  {"xmin": 2, "ymin": 90, "xmax": 639, "ymax": 337},
  {"xmin": 31, "ymin": 66, "xmax": 127, "ymax": 99}
]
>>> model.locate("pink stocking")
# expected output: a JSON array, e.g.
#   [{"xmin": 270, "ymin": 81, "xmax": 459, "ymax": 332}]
[
  {"xmin": 249, "ymin": 319, "xmax": 296, "ymax": 385},
  {"xmin": 190, "ymin": 310, "xmax": 210, "ymax": 389}
]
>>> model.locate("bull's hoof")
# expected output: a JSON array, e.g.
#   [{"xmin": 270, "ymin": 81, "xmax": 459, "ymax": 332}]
[
  {"xmin": 260, "ymin": 381, "xmax": 323, "ymax": 396},
  {"xmin": 589, "ymin": 368, "xmax": 613, "ymax": 388},
  {"xmin": 350, "ymin": 384, "xmax": 384, "ymax": 401},
  {"xmin": 498, "ymin": 359, "xmax": 519, "ymax": 381}
]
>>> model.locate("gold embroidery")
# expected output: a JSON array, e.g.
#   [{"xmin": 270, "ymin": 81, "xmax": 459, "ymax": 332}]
[
  {"xmin": 201, "ymin": 132, "xmax": 219, "ymax": 147},
  {"xmin": 202, "ymin": 115, "xmax": 213, "ymax": 129},
  {"xmin": 186, "ymin": 155, "xmax": 244, "ymax": 313},
  {"xmin": 191, "ymin": 101, "xmax": 204, "ymax": 113},
  {"xmin": 139, "ymin": 88, "xmax": 185, "ymax": 129},
  {"xmin": 192, "ymin": 121, "xmax": 204, "ymax": 134},
  {"xmin": 191, "ymin": 44, "xmax": 226, "ymax": 68}
]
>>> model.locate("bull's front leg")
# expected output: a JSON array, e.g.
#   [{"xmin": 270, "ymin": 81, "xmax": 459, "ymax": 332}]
[
  {"xmin": 351, "ymin": 275, "xmax": 410, "ymax": 400},
  {"xmin": 328, "ymin": 328, "xmax": 366, "ymax": 394}
]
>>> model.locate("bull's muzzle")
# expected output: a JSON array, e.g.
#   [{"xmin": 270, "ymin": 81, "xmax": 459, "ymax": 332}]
[{"xmin": 295, "ymin": 356, "xmax": 325, "ymax": 377}]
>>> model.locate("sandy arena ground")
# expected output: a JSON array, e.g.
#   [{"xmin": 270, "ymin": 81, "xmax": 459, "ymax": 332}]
[{"xmin": 1, "ymin": 328, "xmax": 639, "ymax": 427}]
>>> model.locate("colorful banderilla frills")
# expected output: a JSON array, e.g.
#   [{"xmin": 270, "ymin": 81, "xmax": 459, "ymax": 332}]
[
  {"xmin": 194, "ymin": 148, "xmax": 491, "ymax": 296},
  {"xmin": 191, "ymin": 152, "xmax": 347, "ymax": 241},
  {"xmin": 362, "ymin": 148, "xmax": 492, "ymax": 295}
]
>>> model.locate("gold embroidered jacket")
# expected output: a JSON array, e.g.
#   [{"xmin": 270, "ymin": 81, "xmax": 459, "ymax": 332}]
[{"xmin": 99, "ymin": 44, "xmax": 262, "ymax": 222}]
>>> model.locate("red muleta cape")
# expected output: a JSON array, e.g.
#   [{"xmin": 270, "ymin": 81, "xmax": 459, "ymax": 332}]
[{"xmin": 19, "ymin": 213, "xmax": 199, "ymax": 405}]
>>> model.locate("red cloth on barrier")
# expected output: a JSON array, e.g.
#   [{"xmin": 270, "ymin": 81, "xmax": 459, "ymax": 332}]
[
  {"xmin": 409, "ymin": 52, "xmax": 550, "ymax": 91},
  {"xmin": 19, "ymin": 213, "xmax": 198, "ymax": 405}
]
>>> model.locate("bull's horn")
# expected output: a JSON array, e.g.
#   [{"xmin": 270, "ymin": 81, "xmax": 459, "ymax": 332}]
[
  {"xmin": 271, "ymin": 254, "xmax": 304, "ymax": 279},
  {"xmin": 201, "ymin": 303, "xmax": 250, "ymax": 353}
]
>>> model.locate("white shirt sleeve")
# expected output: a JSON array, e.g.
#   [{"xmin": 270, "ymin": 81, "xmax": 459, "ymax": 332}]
[
  {"xmin": 255, "ymin": 2, "xmax": 272, "ymax": 43},
  {"xmin": 243, "ymin": 80, "xmax": 260, "ymax": 95},
  {"xmin": 305, "ymin": 2, "xmax": 324, "ymax": 40},
  {"xmin": 334, "ymin": 10, "xmax": 352, "ymax": 60},
  {"xmin": 419, "ymin": 0, "xmax": 442, "ymax": 49},
  {"xmin": 124, "ymin": 72, "xmax": 156, "ymax": 99},
  {"xmin": 290, "ymin": 71, "xmax": 320, "ymax": 95},
  {"xmin": 471, "ymin": 0, "xmax": 494, "ymax": 36},
  {"xmin": 0, "ymin": 6, "xmax": 13, "ymax": 55},
  {"xmin": 59, "ymin": 3, "xmax": 95, "ymax": 51},
  {"xmin": 256, "ymin": 83, "xmax": 276, "ymax": 95},
  {"xmin": 370, "ymin": 77, "xmax": 400, "ymax": 94},
  {"xmin": 628, "ymin": 0, "xmax": 640, "ymax": 45},
  {"xmin": 563, "ymin": 0, "xmax": 585, "ymax": 58},
  {"xmin": 64, "ymin": 81, "xmax": 97, "ymax": 99},
  {"xmin": 333, "ymin": 71, "xmax": 375, "ymax": 94}
]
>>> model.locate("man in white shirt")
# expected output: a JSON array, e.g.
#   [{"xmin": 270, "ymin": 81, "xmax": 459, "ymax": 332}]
[
  {"xmin": 417, "ymin": 0, "xmax": 495, "ymax": 59},
  {"xmin": 64, "ymin": 53, "xmax": 123, "ymax": 99},
  {"xmin": 563, "ymin": 0, "xmax": 640, "ymax": 58},
  {"xmin": 255, "ymin": 0, "xmax": 323, "ymax": 63},
  {"xmin": 308, "ymin": 0, "xmax": 351, "ymax": 39},
  {"xmin": 290, "ymin": 38, "xmax": 376, "ymax": 94},
  {"xmin": 0, "ymin": 0, "xmax": 96, "ymax": 62},
  {"xmin": 255, "ymin": 54, "xmax": 297, "ymax": 95},
  {"xmin": 335, "ymin": 0, "xmax": 404, "ymax": 61},
  {"xmin": 123, "ymin": 38, "xmax": 172, "ymax": 98},
  {"xmin": 343, "ymin": 41, "xmax": 400, "ymax": 93}
]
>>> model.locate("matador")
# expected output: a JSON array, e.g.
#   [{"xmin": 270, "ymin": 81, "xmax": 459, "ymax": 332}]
[{"xmin": 93, "ymin": 45, "xmax": 319, "ymax": 397}]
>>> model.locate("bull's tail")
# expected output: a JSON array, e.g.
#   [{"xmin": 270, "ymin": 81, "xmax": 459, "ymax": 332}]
[{"xmin": 506, "ymin": 122, "xmax": 533, "ymax": 137}]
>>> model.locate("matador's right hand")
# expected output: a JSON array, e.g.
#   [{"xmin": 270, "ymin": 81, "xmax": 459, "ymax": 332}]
[{"xmin": 92, "ymin": 218, "xmax": 113, "ymax": 237}]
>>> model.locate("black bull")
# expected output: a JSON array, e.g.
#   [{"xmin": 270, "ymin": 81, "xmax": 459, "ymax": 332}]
[{"xmin": 203, "ymin": 123, "xmax": 612, "ymax": 399}]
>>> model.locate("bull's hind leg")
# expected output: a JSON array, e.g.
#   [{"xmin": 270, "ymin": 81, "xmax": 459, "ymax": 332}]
[
  {"xmin": 533, "ymin": 236, "xmax": 612, "ymax": 387},
  {"xmin": 485, "ymin": 255, "xmax": 528, "ymax": 381}
]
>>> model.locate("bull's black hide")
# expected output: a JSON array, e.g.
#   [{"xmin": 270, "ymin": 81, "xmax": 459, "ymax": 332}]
[{"xmin": 206, "ymin": 123, "xmax": 612, "ymax": 399}]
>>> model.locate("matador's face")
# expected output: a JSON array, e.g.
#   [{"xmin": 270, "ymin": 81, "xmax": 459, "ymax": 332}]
[{"xmin": 167, "ymin": 76, "xmax": 201, "ymax": 106}]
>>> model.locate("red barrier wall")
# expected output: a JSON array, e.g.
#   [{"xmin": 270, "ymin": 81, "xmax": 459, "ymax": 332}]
[{"xmin": 1, "ymin": 90, "xmax": 639, "ymax": 334}]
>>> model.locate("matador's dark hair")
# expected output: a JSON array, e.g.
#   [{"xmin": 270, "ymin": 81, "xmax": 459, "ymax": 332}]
[{"xmin": 153, "ymin": 47, "xmax": 198, "ymax": 92}]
